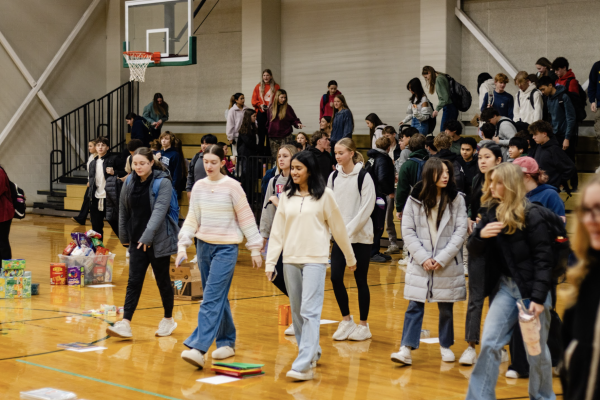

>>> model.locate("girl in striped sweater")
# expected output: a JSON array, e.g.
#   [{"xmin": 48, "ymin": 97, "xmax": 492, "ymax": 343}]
[{"xmin": 177, "ymin": 145, "xmax": 263, "ymax": 370}]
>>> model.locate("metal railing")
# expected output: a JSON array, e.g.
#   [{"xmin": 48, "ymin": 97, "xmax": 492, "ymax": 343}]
[{"xmin": 49, "ymin": 81, "xmax": 139, "ymax": 194}]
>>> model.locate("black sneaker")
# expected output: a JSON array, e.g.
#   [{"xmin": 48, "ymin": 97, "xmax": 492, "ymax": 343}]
[
  {"xmin": 370, "ymin": 254, "xmax": 387, "ymax": 263},
  {"xmin": 380, "ymin": 253, "xmax": 392, "ymax": 261}
]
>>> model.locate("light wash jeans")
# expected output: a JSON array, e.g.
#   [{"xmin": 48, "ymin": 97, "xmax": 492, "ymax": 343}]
[
  {"xmin": 411, "ymin": 117, "xmax": 429, "ymax": 135},
  {"xmin": 184, "ymin": 241, "xmax": 238, "ymax": 353},
  {"xmin": 466, "ymin": 276, "xmax": 555, "ymax": 400},
  {"xmin": 283, "ymin": 263, "xmax": 326, "ymax": 373}
]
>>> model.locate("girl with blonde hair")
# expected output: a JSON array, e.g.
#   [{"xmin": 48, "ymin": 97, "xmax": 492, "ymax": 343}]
[
  {"xmin": 327, "ymin": 138, "xmax": 375, "ymax": 341},
  {"xmin": 465, "ymin": 162, "xmax": 554, "ymax": 400}
]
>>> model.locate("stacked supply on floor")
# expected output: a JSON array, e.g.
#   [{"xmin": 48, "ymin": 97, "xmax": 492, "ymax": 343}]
[
  {"xmin": 55, "ymin": 230, "xmax": 115, "ymax": 286},
  {"xmin": 0, "ymin": 259, "xmax": 31, "ymax": 298},
  {"xmin": 211, "ymin": 362, "xmax": 265, "ymax": 378}
]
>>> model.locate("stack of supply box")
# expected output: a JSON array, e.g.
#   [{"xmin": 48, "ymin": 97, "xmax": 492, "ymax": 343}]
[
  {"xmin": 0, "ymin": 259, "xmax": 31, "ymax": 298},
  {"xmin": 54, "ymin": 230, "xmax": 115, "ymax": 286},
  {"xmin": 211, "ymin": 362, "xmax": 265, "ymax": 378}
]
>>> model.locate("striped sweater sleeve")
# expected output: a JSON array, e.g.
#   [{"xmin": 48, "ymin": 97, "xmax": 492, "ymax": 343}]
[
  {"xmin": 230, "ymin": 182, "xmax": 263, "ymax": 256},
  {"xmin": 177, "ymin": 183, "xmax": 202, "ymax": 254}
]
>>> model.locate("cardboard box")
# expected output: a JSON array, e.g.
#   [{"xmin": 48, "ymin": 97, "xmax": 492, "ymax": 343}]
[
  {"xmin": 50, "ymin": 263, "xmax": 67, "ymax": 285},
  {"xmin": 67, "ymin": 266, "xmax": 84, "ymax": 287},
  {"xmin": 169, "ymin": 263, "xmax": 202, "ymax": 300},
  {"xmin": 278, "ymin": 304, "xmax": 292, "ymax": 325}
]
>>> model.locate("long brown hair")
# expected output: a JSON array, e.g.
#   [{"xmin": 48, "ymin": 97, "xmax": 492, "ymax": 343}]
[
  {"xmin": 239, "ymin": 109, "xmax": 257, "ymax": 136},
  {"xmin": 564, "ymin": 175, "xmax": 600, "ymax": 306},
  {"xmin": 332, "ymin": 94, "xmax": 354, "ymax": 132},
  {"xmin": 259, "ymin": 69, "xmax": 278, "ymax": 99},
  {"xmin": 172, "ymin": 137, "xmax": 188, "ymax": 180},
  {"xmin": 152, "ymin": 93, "xmax": 168, "ymax": 116},
  {"xmin": 270, "ymin": 89, "xmax": 288, "ymax": 122},
  {"xmin": 132, "ymin": 147, "xmax": 167, "ymax": 172},
  {"xmin": 535, "ymin": 57, "xmax": 552, "ymax": 76},
  {"xmin": 422, "ymin": 66, "xmax": 443, "ymax": 95},
  {"xmin": 336, "ymin": 138, "xmax": 364, "ymax": 165},
  {"xmin": 418, "ymin": 158, "xmax": 454, "ymax": 229}
]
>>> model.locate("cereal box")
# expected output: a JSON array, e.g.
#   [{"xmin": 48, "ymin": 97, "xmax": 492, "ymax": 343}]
[
  {"xmin": 50, "ymin": 263, "xmax": 67, "ymax": 285},
  {"xmin": 67, "ymin": 266, "xmax": 84, "ymax": 287}
]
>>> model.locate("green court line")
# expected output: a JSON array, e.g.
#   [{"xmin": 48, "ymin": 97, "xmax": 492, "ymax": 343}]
[{"xmin": 17, "ymin": 360, "xmax": 183, "ymax": 400}]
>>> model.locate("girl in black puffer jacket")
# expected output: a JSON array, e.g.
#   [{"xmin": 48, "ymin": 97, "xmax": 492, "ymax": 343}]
[{"xmin": 465, "ymin": 162, "xmax": 554, "ymax": 400}]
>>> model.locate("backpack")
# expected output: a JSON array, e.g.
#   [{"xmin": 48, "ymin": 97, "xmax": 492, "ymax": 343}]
[
  {"xmin": 320, "ymin": 93, "xmax": 329, "ymax": 117},
  {"xmin": 261, "ymin": 166, "xmax": 277, "ymax": 198},
  {"xmin": 561, "ymin": 78, "xmax": 587, "ymax": 123},
  {"xmin": 407, "ymin": 157, "xmax": 426, "ymax": 184},
  {"xmin": 424, "ymin": 97, "xmax": 437, "ymax": 134},
  {"xmin": 0, "ymin": 167, "xmax": 25, "ymax": 220},
  {"xmin": 446, "ymin": 74, "xmax": 472, "ymax": 112},
  {"xmin": 517, "ymin": 88, "xmax": 549, "ymax": 125},
  {"xmin": 495, "ymin": 118, "xmax": 518, "ymax": 136},
  {"xmin": 125, "ymin": 175, "xmax": 180, "ymax": 222},
  {"xmin": 528, "ymin": 203, "xmax": 570, "ymax": 281}
]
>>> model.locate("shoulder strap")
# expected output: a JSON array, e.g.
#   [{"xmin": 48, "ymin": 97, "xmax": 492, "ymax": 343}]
[
  {"xmin": 529, "ymin": 89, "xmax": 538, "ymax": 109},
  {"xmin": 321, "ymin": 94, "xmax": 328, "ymax": 114},
  {"xmin": 357, "ymin": 168, "xmax": 367, "ymax": 197},
  {"xmin": 152, "ymin": 177, "xmax": 163, "ymax": 197},
  {"xmin": 271, "ymin": 174, "xmax": 280, "ymax": 192},
  {"xmin": 565, "ymin": 77, "xmax": 573, "ymax": 91},
  {"xmin": 125, "ymin": 174, "xmax": 132, "ymax": 185},
  {"xmin": 331, "ymin": 170, "xmax": 339, "ymax": 189}
]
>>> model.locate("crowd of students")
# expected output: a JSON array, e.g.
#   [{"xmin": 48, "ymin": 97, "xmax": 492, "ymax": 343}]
[{"xmin": 41, "ymin": 58, "xmax": 600, "ymax": 399}]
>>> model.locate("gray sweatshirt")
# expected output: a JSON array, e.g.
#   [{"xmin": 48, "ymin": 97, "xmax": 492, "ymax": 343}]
[
  {"xmin": 395, "ymin": 148, "xmax": 411, "ymax": 175},
  {"xmin": 259, "ymin": 173, "xmax": 289, "ymax": 238},
  {"xmin": 186, "ymin": 152, "xmax": 207, "ymax": 191}
]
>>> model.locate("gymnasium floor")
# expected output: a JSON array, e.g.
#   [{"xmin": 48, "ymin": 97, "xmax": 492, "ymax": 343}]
[{"xmin": 1, "ymin": 215, "xmax": 564, "ymax": 399}]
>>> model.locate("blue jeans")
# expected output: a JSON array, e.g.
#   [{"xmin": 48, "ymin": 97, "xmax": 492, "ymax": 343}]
[
  {"xmin": 284, "ymin": 263, "xmax": 326, "ymax": 372},
  {"xmin": 184, "ymin": 241, "xmax": 238, "ymax": 353},
  {"xmin": 466, "ymin": 277, "xmax": 554, "ymax": 400},
  {"xmin": 411, "ymin": 117, "xmax": 429, "ymax": 135},
  {"xmin": 401, "ymin": 300, "xmax": 454, "ymax": 349},
  {"xmin": 440, "ymin": 103, "xmax": 458, "ymax": 132}
]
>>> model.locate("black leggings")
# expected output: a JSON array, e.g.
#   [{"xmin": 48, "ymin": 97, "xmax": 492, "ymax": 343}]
[
  {"xmin": 123, "ymin": 245, "xmax": 174, "ymax": 321},
  {"xmin": 271, "ymin": 254, "xmax": 288, "ymax": 296},
  {"xmin": 330, "ymin": 242, "xmax": 372, "ymax": 321},
  {"xmin": 0, "ymin": 219, "xmax": 12, "ymax": 260},
  {"xmin": 90, "ymin": 197, "xmax": 119, "ymax": 240}
]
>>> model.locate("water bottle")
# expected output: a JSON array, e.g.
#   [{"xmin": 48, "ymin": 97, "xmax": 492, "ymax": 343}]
[{"xmin": 517, "ymin": 299, "xmax": 541, "ymax": 356}]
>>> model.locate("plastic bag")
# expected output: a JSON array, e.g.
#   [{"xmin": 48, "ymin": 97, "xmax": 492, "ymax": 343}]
[{"xmin": 517, "ymin": 299, "xmax": 541, "ymax": 356}]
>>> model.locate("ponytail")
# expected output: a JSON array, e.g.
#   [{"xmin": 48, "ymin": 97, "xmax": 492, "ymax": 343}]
[
  {"xmin": 336, "ymin": 138, "xmax": 363, "ymax": 164},
  {"xmin": 228, "ymin": 93, "xmax": 244, "ymax": 109}
]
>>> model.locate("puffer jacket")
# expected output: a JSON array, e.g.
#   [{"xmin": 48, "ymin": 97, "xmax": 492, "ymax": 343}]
[
  {"xmin": 88, "ymin": 152, "xmax": 125, "ymax": 225},
  {"xmin": 467, "ymin": 203, "xmax": 553, "ymax": 304},
  {"xmin": 365, "ymin": 148, "xmax": 395, "ymax": 196},
  {"xmin": 118, "ymin": 169, "xmax": 179, "ymax": 257},
  {"xmin": 402, "ymin": 181, "xmax": 468, "ymax": 303}
]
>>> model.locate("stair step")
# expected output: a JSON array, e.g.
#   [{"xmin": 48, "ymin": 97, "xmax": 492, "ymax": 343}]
[
  {"xmin": 72, "ymin": 170, "xmax": 88, "ymax": 177},
  {"xmin": 47, "ymin": 196, "xmax": 65, "ymax": 204},
  {"xmin": 59, "ymin": 177, "xmax": 88, "ymax": 184},
  {"xmin": 37, "ymin": 190, "xmax": 66, "ymax": 197},
  {"xmin": 33, "ymin": 202, "xmax": 66, "ymax": 210}
]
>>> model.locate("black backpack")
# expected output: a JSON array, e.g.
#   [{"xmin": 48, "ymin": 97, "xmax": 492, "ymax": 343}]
[
  {"xmin": 0, "ymin": 167, "xmax": 25, "ymax": 220},
  {"xmin": 562, "ymin": 78, "xmax": 587, "ymax": 123},
  {"xmin": 446, "ymin": 74, "xmax": 472, "ymax": 112},
  {"xmin": 529, "ymin": 203, "xmax": 570, "ymax": 281},
  {"xmin": 424, "ymin": 97, "xmax": 437, "ymax": 134}
]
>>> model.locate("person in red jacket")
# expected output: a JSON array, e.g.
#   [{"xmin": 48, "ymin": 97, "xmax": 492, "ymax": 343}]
[
  {"xmin": 552, "ymin": 57, "xmax": 580, "ymax": 94},
  {"xmin": 0, "ymin": 166, "xmax": 15, "ymax": 260},
  {"xmin": 319, "ymin": 80, "xmax": 341, "ymax": 120},
  {"xmin": 252, "ymin": 69, "xmax": 280, "ymax": 154},
  {"xmin": 266, "ymin": 89, "xmax": 305, "ymax": 159}
]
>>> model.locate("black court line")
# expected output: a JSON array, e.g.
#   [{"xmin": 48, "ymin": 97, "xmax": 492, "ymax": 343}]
[{"xmin": 0, "ymin": 335, "xmax": 110, "ymax": 362}]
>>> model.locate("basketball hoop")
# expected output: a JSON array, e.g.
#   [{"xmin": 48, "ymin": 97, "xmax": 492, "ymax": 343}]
[{"xmin": 123, "ymin": 51, "xmax": 161, "ymax": 82}]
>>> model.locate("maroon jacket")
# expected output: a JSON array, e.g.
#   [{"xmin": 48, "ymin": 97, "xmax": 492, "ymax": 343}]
[
  {"xmin": 0, "ymin": 168, "xmax": 14, "ymax": 223},
  {"xmin": 266, "ymin": 105, "xmax": 302, "ymax": 139}
]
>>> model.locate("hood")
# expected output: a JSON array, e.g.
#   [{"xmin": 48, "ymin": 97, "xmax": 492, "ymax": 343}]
[
  {"xmin": 367, "ymin": 148, "xmax": 388, "ymax": 158},
  {"xmin": 134, "ymin": 115, "xmax": 146, "ymax": 122},
  {"xmin": 232, "ymin": 103, "xmax": 252, "ymax": 112},
  {"xmin": 434, "ymin": 149, "xmax": 457, "ymax": 162},
  {"xmin": 559, "ymin": 70, "xmax": 576, "ymax": 82},
  {"xmin": 130, "ymin": 168, "xmax": 171, "ymax": 183},
  {"xmin": 308, "ymin": 146, "xmax": 326, "ymax": 157},
  {"xmin": 541, "ymin": 138, "xmax": 560, "ymax": 148},
  {"xmin": 527, "ymin": 183, "xmax": 559, "ymax": 198},
  {"xmin": 335, "ymin": 162, "xmax": 364, "ymax": 176},
  {"xmin": 161, "ymin": 147, "xmax": 178, "ymax": 155},
  {"xmin": 326, "ymin": 90, "xmax": 342, "ymax": 98},
  {"xmin": 465, "ymin": 153, "xmax": 479, "ymax": 167},
  {"xmin": 477, "ymin": 73, "xmax": 493, "ymax": 93},
  {"xmin": 408, "ymin": 148, "xmax": 429, "ymax": 159},
  {"xmin": 522, "ymin": 82, "xmax": 536, "ymax": 95},
  {"xmin": 478, "ymin": 139, "xmax": 495, "ymax": 147},
  {"xmin": 550, "ymin": 85, "xmax": 567, "ymax": 100},
  {"xmin": 408, "ymin": 180, "xmax": 460, "ymax": 203}
]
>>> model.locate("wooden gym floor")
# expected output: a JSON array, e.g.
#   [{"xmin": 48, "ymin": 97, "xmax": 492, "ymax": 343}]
[{"xmin": 0, "ymin": 215, "xmax": 564, "ymax": 399}]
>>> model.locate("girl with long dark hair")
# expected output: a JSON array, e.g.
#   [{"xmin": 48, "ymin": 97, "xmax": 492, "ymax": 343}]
[
  {"xmin": 320, "ymin": 116, "xmax": 332, "ymax": 137},
  {"xmin": 319, "ymin": 80, "xmax": 341, "ymax": 120},
  {"xmin": 266, "ymin": 89, "xmax": 305, "ymax": 159},
  {"xmin": 226, "ymin": 93, "xmax": 252, "ymax": 157},
  {"xmin": 365, "ymin": 113, "xmax": 386, "ymax": 149},
  {"xmin": 265, "ymin": 151, "xmax": 356, "ymax": 381},
  {"xmin": 391, "ymin": 158, "xmax": 468, "ymax": 365},
  {"xmin": 252, "ymin": 69, "xmax": 280, "ymax": 154},
  {"xmin": 107, "ymin": 148, "xmax": 179, "ymax": 339},
  {"xmin": 422, "ymin": 66, "xmax": 456, "ymax": 133},
  {"xmin": 178, "ymin": 144, "xmax": 263, "ymax": 369},
  {"xmin": 400, "ymin": 78, "xmax": 432, "ymax": 135},
  {"xmin": 143, "ymin": 93, "xmax": 169, "ymax": 139}
]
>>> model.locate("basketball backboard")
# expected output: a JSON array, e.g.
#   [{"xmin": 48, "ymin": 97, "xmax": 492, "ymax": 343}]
[{"xmin": 124, "ymin": 0, "xmax": 197, "ymax": 68}]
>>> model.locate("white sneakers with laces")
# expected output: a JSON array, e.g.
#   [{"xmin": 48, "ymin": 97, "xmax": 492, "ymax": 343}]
[
  {"xmin": 286, "ymin": 369, "xmax": 314, "ymax": 381},
  {"xmin": 106, "ymin": 320, "xmax": 132, "ymax": 338},
  {"xmin": 391, "ymin": 346, "xmax": 412, "ymax": 365},
  {"xmin": 155, "ymin": 318, "xmax": 177, "ymax": 337},
  {"xmin": 348, "ymin": 324, "xmax": 372, "ymax": 341},
  {"xmin": 332, "ymin": 316, "xmax": 357, "ymax": 341},
  {"xmin": 181, "ymin": 349, "xmax": 205, "ymax": 369},
  {"xmin": 212, "ymin": 346, "xmax": 235, "ymax": 360},
  {"xmin": 459, "ymin": 346, "xmax": 478, "ymax": 365},
  {"xmin": 505, "ymin": 369, "xmax": 521, "ymax": 379},
  {"xmin": 440, "ymin": 347, "xmax": 455, "ymax": 362}
]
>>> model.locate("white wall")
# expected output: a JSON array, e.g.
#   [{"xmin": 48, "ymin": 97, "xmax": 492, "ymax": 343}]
[{"xmin": 0, "ymin": 0, "xmax": 108, "ymax": 204}]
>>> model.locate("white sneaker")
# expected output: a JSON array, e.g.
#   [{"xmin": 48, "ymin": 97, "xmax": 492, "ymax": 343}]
[
  {"xmin": 126, "ymin": 249, "xmax": 130, "ymax": 258},
  {"xmin": 384, "ymin": 244, "xmax": 400, "ymax": 254},
  {"xmin": 391, "ymin": 346, "xmax": 412, "ymax": 365},
  {"xmin": 106, "ymin": 320, "xmax": 132, "ymax": 338},
  {"xmin": 397, "ymin": 258, "xmax": 408, "ymax": 266},
  {"xmin": 441, "ymin": 347, "xmax": 455, "ymax": 362},
  {"xmin": 284, "ymin": 324, "xmax": 295, "ymax": 336},
  {"xmin": 212, "ymin": 346, "xmax": 235, "ymax": 360},
  {"xmin": 459, "ymin": 346, "xmax": 477, "ymax": 365},
  {"xmin": 181, "ymin": 349, "xmax": 205, "ymax": 369},
  {"xmin": 505, "ymin": 369, "xmax": 520, "ymax": 379},
  {"xmin": 332, "ymin": 317, "xmax": 357, "ymax": 341},
  {"xmin": 501, "ymin": 348, "xmax": 509, "ymax": 363},
  {"xmin": 348, "ymin": 324, "xmax": 372, "ymax": 341},
  {"xmin": 286, "ymin": 369, "xmax": 314, "ymax": 381},
  {"xmin": 191, "ymin": 255, "xmax": 197, "ymax": 263},
  {"xmin": 155, "ymin": 318, "xmax": 177, "ymax": 337}
]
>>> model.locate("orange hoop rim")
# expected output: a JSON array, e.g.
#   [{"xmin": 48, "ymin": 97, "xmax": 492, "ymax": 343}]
[{"xmin": 123, "ymin": 51, "xmax": 161, "ymax": 63}]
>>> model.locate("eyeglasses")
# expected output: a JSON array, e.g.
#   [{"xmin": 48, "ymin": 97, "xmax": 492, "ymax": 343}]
[{"xmin": 577, "ymin": 205, "xmax": 600, "ymax": 222}]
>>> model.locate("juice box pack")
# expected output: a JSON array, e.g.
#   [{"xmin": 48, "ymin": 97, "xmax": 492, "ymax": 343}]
[
  {"xmin": 0, "ymin": 276, "xmax": 31, "ymax": 298},
  {"xmin": 1, "ymin": 259, "xmax": 26, "ymax": 277},
  {"xmin": 50, "ymin": 263, "xmax": 67, "ymax": 285}
]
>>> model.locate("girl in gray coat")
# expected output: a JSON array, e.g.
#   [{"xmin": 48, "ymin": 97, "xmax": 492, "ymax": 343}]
[
  {"xmin": 391, "ymin": 158, "xmax": 468, "ymax": 365},
  {"xmin": 107, "ymin": 148, "xmax": 180, "ymax": 339}
]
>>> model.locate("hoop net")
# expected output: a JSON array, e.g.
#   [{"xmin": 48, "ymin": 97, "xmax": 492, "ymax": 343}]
[{"xmin": 123, "ymin": 52, "xmax": 159, "ymax": 82}]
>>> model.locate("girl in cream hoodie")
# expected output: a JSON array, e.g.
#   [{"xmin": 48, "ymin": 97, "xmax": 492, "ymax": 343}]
[
  {"xmin": 327, "ymin": 138, "xmax": 376, "ymax": 342},
  {"xmin": 265, "ymin": 151, "xmax": 356, "ymax": 381}
]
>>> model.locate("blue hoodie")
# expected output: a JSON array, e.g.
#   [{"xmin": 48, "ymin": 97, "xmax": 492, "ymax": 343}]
[
  {"xmin": 547, "ymin": 86, "xmax": 576, "ymax": 140},
  {"xmin": 526, "ymin": 184, "xmax": 565, "ymax": 218},
  {"xmin": 159, "ymin": 147, "xmax": 181, "ymax": 190}
]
